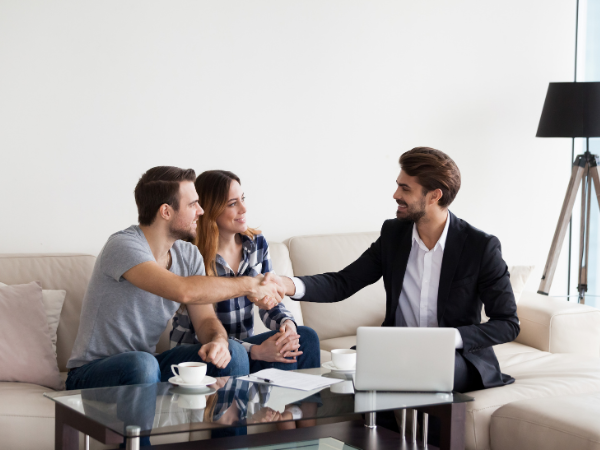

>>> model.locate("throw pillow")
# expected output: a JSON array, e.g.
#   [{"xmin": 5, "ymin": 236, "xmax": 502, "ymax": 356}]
[
  {"xmin": 0, "ymin": 281, "xmax": 66, "ymax": 356},
  {"xmin": 0, "ymin": 282, "xmax": 63, "ymax": 390},
  {"xmin": 507, "ymin": 265, "xmax": 535, "ymax": 303}
]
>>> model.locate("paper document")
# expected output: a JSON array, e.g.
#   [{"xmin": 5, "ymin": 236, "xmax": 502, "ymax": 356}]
[{"xmin": 238, "ymin": 369, "xmax": 344, "ymax": 391}]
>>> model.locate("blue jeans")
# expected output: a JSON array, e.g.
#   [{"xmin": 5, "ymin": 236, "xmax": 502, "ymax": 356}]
[
  {"xmin": 243, "ymin": 326, "xmax": 320, "ymax": 373},
  {"xmin": 66, "ymin": 340, "xmax": 249, "ymax": 447},
  {"xmin": 66, "ymin": 339, "xmax": 249, "ymax": 390}
]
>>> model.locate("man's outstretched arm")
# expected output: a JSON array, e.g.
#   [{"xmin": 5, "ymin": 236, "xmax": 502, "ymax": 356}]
[
  {"xmin": 123, "ymin": 261, "xmax": 282, "ymax": 309},
  {"xmin": 265, "ymin": 234, "xmax": 384, "ymax": 304}
]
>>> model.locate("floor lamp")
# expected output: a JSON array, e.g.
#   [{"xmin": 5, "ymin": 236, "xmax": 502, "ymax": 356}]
[{"xmin": 537, "ymin": 82, "xmax": 600, "ymax": 302}]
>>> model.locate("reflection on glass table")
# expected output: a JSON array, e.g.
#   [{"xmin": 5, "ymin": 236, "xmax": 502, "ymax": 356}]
[
  {"xmin": 46, "ymin": 376, "xmax": 326, "ymax": 439},
  {"xmin": 45, "ymin": 371, "xmax": 473, "ymax": 449}
]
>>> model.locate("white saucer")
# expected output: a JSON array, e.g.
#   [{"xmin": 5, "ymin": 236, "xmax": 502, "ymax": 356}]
[
  {"xmin": 322, "ymin": 361, "xmax": 355, "ymax": 373},
  {"xmin": 168, "ymin": 375, "xmax": 217, "ymax": 389}
]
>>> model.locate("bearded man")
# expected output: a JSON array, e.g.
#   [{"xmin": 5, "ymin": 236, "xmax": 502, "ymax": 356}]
[
  {"xmin": 276, "ymin": 147, "xmax": 520, "ymax": 392},
  {"xmin": 67, "ymin": 166, "xmax": 283, "ymax": 391}
]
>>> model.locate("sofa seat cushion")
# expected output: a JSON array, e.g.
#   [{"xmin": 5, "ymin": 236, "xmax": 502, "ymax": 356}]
[
  {"xmin": 465, "ymin": 354, "xmax": 600, "ymax": 450},
  {"xmin": 494, "ymin": 341, "xmax": 550, "ymax": 368},
  {"xmin": 320, "ymin": 335, "xmax": 357, "ymax": 352},
  {"xmin": 0, "ymin": 381, "xmax": 56, "ymax": 450},
  {"xmin": 0, "ymin": 381, "xmax": 56, "ymax": 418},
  {"xmin": 490, "ymin": 392, "xmax": 600, "ymax": 450}
]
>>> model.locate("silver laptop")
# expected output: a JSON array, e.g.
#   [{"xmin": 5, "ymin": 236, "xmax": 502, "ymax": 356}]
[{"xmin": 354, "ymin": 327, "xmax": 456, "ymax": 392}]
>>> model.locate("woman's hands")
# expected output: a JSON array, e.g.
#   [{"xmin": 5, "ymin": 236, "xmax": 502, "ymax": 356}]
[
  {"xmin": 250, "ymin": 321, "xmax": 303, "ymax": 363},
  {"xmin": 276, "ymin": 321, "xmax": 301, "ymax": 358}
]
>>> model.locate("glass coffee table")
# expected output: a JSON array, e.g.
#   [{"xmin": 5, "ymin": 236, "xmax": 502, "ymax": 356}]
[{"xmin": 45, "ymin": 369, "xmax": 472, "ymax": 450}]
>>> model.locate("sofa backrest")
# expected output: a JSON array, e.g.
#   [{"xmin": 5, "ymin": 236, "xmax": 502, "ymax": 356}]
[
  {"xmin": 286, "ymin": 232, "xmax": 385, "ymax": 341},
  {"xmin": 0, "ymin": 247, "xmax": 302, "ymax": 369},
  {"xmin": 0, "ymin": 253, "xmax": 96, "ymax": 372},
  {"xmin": 0, "ymin": 241, "xmax": 535, "ymax": 370}
]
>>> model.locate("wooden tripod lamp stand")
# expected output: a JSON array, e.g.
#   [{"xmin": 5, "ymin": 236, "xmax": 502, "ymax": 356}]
[{"xmin": 537, "ymin": 82, "xmax": 600, "ymax": 302}]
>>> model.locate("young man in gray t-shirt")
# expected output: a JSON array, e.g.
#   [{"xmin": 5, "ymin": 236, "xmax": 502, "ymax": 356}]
[{"xmin": 66, "ymin": 166, "xmax": 283, "ymax": 391}]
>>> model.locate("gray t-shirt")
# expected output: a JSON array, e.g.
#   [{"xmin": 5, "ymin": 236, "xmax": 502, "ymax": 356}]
[{"xmin": 67, "ymin": 225, "xmax": 205, "ymax": 369}]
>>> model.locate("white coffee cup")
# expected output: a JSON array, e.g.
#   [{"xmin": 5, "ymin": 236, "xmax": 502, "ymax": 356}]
[
  {"xmin": 331, "ymin": 349, "xmax": 356, "ymax": 370},
  {"xmin": 171, "ymin": 362, "xmax": 207, "ymax": 384},
  {"xmin": 171, "ymin": 393, "xmax": 207, "ymax": 409}
]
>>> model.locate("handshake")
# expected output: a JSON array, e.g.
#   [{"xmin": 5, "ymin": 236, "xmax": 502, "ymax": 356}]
[{"xmin": 248, "ymin": 273, "xmax": 289, "ymax": 310}]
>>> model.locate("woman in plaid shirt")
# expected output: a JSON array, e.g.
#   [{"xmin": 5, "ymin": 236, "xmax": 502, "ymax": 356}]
[{"xmin": 170, "ymin": 170, "xmax": 320, "ymax": 374}]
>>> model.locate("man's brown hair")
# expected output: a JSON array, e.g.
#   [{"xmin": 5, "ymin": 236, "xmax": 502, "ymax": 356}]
[
  {"xmin": 399, "ymin": 147, "xmax": 461, "ymax": 208},
  {"xmin": 134, "ymin": 166, "xmax": 196, "ymax": 226}
]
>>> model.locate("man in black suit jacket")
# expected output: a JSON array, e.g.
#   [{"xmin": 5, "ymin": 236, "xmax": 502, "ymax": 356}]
[{"xmin": 273, "ymin": 147, "xmax": 519, "ymax": 393}]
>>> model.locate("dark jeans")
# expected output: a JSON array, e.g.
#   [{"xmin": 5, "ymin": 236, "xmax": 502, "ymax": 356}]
[
  {"xmin": 66, "ymin": 340, "xmax": 249, "ymax": 447},
  {"xmin": 66, "ymin": 339, "xmax": 249, "ymax": 390},
  {"xmin": 243, "ymin": 326, "xmax": 321, "ymax": 373}
]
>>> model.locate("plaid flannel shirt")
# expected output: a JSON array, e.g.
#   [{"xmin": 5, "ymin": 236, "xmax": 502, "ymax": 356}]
[{"xmin": 170, "ymin": 234, "xmax": 295, "ymax": 353}]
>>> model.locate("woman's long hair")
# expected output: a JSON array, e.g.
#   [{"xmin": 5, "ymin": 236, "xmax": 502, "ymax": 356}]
[{"xmin": 194, "ymin": 170, "xmax": 259, "ymax": 276}]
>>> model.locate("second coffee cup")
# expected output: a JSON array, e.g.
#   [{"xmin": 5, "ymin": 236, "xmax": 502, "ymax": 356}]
[
  {"xmin": 331, "ymin": 349, "xmax": 356, "ymax": 370},
  {"xmin": 171, "ymin": 362, "xmax": 207, "ymax": 384}
]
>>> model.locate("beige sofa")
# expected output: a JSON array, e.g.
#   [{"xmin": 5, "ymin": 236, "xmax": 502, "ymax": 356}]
[{"xmin": 2, "ymin": 231, "xmax": 600, "ymax": 450}]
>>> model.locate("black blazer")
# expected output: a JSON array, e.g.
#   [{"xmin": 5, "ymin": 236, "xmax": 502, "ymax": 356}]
[{"xmin": 298, "ymin": 212, "xmax": 519, "ymax": 388}]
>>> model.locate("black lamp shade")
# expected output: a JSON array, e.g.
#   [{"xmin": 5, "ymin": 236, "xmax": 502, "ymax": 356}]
[{"xmin": 536, "ymin": 82, "xmax": 600, "ymax": 137}]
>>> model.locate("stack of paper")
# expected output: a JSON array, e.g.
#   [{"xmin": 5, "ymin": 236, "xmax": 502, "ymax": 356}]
[{"xmin": 238, "ymin": 369, "xmax": 344, "ymax": 391}]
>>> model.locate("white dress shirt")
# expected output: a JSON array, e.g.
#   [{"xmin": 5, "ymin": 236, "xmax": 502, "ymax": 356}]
[
  {"xmin": 394, "ymin": 213, "xmax": 462, "ymax": 348},
  {"xmin": 290, "ymin": 213, "xmax": 463, "ymax": 349}
]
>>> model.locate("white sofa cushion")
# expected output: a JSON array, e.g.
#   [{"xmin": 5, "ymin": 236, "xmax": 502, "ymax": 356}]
[
  {"xmin": 0, "ymin": 382, "xmax": 56, "ymax": 450},
  {"xmin": 507, "ymin": 265, "xmax": 535, "ymax": 302},
  {"xmin": 320, "ymin": 336, "xmax": 357, "ymax": 353},
  {"xmin": 286, "ymin": 232, "xmax": 385, "ymax": 341},
  {"xmin": 490, "ymin": 392, "xmax": 600, "ymax": 450},
  {"xmin": 465, "ymin": 353, "xmax": 600, "ymax": 450},
  {"xmin": 516, "ymin": 291, "xmax": 600, "ymax": 356}
]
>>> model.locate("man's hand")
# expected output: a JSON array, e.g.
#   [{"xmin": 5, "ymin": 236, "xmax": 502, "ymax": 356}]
[
  {"xmin": 250, "ymin": 331, "xmax": 303, "ymax": 363},
  {"xmin": 198, "ymin": 338, "xmax": 231, "ymax": 369},
  {"xmin": 276, "ymin": 321, "xmax": 301, "ymax": 358},
  {"xmin": 253, "ymin": 296, "xmax": 278, "ymax": 310},
  {"xmin": 248, "ymin": 274, "xmax": 283, "ymax": 310},
  {"xmin": 262, "ymin": 272, "xmax": 296, "ymax": 297},
  {"xmin": 262, "ymin": 273, "xmax": 287, "ymax": 299}
]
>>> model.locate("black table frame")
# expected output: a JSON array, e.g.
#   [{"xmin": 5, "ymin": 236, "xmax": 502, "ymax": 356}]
[{"xmin": 55, "ymin": 400, "xmax": 467, "ymax": 450}]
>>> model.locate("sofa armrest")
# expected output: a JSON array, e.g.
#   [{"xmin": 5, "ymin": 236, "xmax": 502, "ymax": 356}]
[{"xmin": 515, "ymin": 291, "xmax": 600, "ymax": 356}]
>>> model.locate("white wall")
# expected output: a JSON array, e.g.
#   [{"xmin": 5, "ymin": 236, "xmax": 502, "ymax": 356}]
[{"xmin": 0, "ymin": 0, "xmax": 576, "ymax": 294}]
